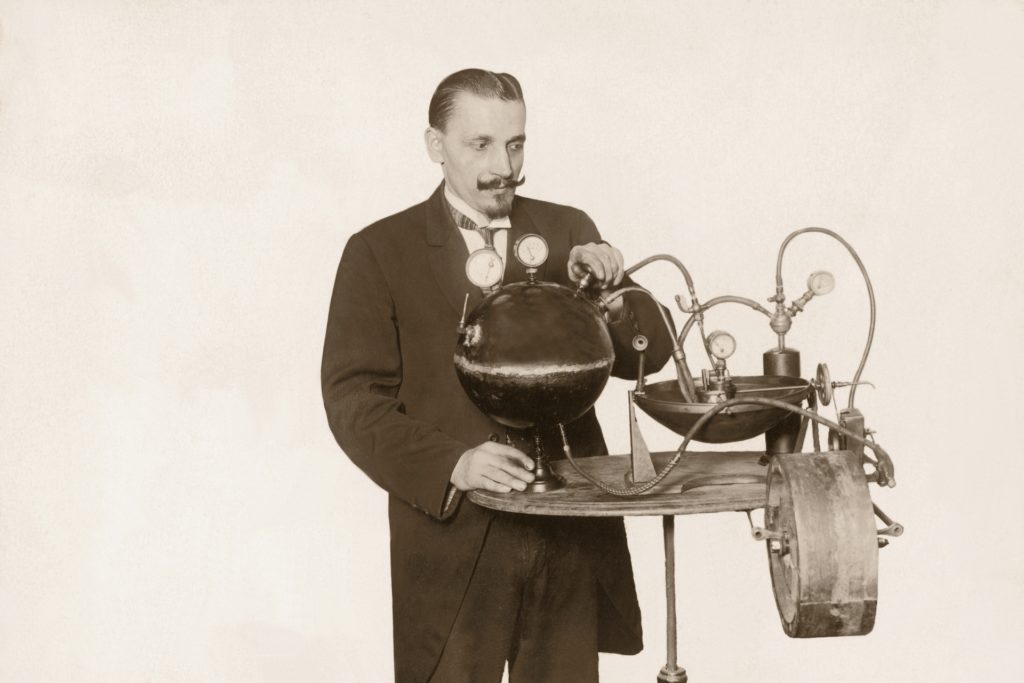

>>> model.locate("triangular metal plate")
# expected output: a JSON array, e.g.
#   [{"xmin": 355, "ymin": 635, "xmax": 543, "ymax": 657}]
[{"xmin": 629, "ymin": 391, "xmax": 657, "ymax": 483}]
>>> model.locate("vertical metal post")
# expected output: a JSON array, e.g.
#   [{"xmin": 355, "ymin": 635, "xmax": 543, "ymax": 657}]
[{"xmin": 658, "ymin": 515, "xmax": 687, "ymax": 682}]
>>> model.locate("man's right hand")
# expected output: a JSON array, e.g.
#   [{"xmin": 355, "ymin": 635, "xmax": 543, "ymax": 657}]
[{"xmin": 450, "ymin": 441, "xmax": 536, "ymax": 493}]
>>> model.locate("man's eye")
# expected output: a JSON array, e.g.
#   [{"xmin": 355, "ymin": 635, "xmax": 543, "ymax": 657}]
[
  {"xmin": 508, "ymin": 143, "xmax": 523, "ymax": 152},
  {"xmin": 472, "ymin": 142, "xmax": 488, "ymax": 151}
]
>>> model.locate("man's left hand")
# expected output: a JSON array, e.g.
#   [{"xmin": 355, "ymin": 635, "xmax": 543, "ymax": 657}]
[{"xmin": 568, "ymin": 242, "xmax": 625, "ymax": 289}]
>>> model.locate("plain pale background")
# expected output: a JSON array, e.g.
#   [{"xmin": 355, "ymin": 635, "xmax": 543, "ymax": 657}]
[{"xmin": 2, "ymin": 0, "xmax": 1023, "ymax": 681}]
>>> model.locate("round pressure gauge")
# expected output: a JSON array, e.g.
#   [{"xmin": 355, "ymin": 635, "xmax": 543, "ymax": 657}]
[
  {"xmin": 807, "ymin": 270, "xmax": 835, "ymax": 296},
  {"xmin": 707, "ymin": 330, "xmax": 737, "ymax": 360},
  {"xmin": 514, "ymin": 233, "xmax": 549, "ymax": 269},
  {"xmin": 465, "ymin": 248, "xmax": 504, "ymax": 289}
]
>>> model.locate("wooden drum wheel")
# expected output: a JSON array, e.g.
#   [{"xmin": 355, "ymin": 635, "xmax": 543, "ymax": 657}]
[{"xmin": 764, "ymin": 450, "xmax": 879, "ymax": 637}]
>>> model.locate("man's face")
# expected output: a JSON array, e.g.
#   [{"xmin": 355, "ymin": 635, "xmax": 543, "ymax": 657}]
[{"xmin": 425, "ymin": 92, "xmax": 526, "ymax": 220}]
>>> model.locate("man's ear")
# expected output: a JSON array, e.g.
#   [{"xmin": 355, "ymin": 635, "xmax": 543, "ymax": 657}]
[{"xmin": 424, "ymin": 127, "xmax": 445, "ymax": 164}]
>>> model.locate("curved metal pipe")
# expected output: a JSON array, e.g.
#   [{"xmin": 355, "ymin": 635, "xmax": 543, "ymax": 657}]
[
  {"xmin": 775, "ymin": 228, "xmax": 876, "ymax": 409},
  {"xmin": 624, "ymin": 254, "xmax": 699, "ymax": 310},
  {"xmin": 601, "ymin": 285, "xmax": 698, "ymax": 402},
  {"xmin": 677, "ymin": 295, "xmax": 773, "ymax": 355}
]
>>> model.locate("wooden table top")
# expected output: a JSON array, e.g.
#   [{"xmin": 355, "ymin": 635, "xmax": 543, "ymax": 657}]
[{"xmin": 468, "ymin": 451, "xmax": 769, "ymax": 517}]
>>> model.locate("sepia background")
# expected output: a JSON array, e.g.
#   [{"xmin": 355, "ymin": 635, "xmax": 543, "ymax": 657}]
[{"xmin": 2, "ymin": 1, "xmax": 1022, "ymax": 681}]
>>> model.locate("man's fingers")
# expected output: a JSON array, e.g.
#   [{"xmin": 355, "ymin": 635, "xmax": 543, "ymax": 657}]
[
  {"xmin": 580, "ymin": 253, "xmax": 606, "ymax": 283},
  {"xmin": 596, "ymin": 251, "xmax": 617, "ymax": 286},
  {"xmin": 491, "ymin": 457, "xmax": 536, "ymax": 483},
  {"xmin": 480, "ymin": 442, "xmax": 535, "ymax": 471},
  {"xmin": 611, "ymin": 248, "xmax": 625, "ymax": 285},
  {"xmin": 478, "ymin": 478, "xmax": 513, "ymax": 494},
  {"xmin": 599, "ymin": 246, "xmax": 624, "ymax": 286},
  {"xmin": 569, "ymin": 243, "xmax": 626, "ymax": 288},
  {"xmin": 484, "ymin": 465, "xmax": 531, "ymax": 491}
]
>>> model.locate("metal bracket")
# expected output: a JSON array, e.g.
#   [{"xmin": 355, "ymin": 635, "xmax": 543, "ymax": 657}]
[
  {"xmin": 750, "ymin": 526, "xmax": 790, "ymax": 555},
  {"xmin": 840, "ymin": 408, "xmax": 865, "ymax": 458},
  {"xmin": 873, "ymin": 503, "xmax": 904, "ymax": 538},
  {"xmin": 628, "ymin": 391, "xmax": 657, "ymax": 484}
]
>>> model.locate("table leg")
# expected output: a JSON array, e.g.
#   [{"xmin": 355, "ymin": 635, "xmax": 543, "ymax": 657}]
[{"xmin": 658, "ymin": 515, "xmax": 688, "ymax": 682}]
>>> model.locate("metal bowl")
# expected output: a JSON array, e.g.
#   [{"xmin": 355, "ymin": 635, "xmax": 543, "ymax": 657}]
[{"xmin": 634, "ymin": 376, "xmax": 810, "ymax": 443}]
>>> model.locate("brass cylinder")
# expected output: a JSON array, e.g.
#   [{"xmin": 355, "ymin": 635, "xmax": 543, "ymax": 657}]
[{"xmin": 763, "ymin": 348, "xmax": 802, "ymax": 455}]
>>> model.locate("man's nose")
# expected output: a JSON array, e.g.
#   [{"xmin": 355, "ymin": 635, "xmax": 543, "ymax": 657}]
[{"xmin": 489, "ymin": 146, "xmax": 513, "ymax": 178}]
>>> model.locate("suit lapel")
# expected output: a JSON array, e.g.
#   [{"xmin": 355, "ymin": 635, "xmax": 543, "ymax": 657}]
[{"xmin": 426, "ymin": 184, "xmax": 482, "ymax": 317}]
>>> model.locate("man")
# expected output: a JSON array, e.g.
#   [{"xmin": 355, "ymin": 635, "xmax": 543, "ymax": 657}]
[{"xmin": 322, "ymin": 69, "xmax": 672, "ymax": 682}]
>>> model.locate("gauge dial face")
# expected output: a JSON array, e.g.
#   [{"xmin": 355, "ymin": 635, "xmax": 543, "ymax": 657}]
[
  {"xmin": 465, "ymin": 248, "xmax": 504, "ymax": 288},
  {"xmin": 707, "ymin": 330, "xmax": 737, "ymax": 360},
  {"xmin": 514, "ymin": 233, "xmax": 549, "ymax": 269},
  {"xmin": 807, "ymin": 270, "xmax": 835, "ymax": 296}
]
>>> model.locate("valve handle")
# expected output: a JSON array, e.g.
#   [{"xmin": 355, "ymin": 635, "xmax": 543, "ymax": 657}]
[
  {"xmin": 813, "ymin": 363, "xmax": 876, "ymax": 407},
  {"xmin": 813, "ymin": 363, "xmax": 833, "ymax": 406}
]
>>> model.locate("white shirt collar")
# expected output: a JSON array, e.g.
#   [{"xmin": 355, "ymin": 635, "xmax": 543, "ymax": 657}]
[{"xmin": 444, "ymin": 184, "xmax": 512, "ymax": 230}]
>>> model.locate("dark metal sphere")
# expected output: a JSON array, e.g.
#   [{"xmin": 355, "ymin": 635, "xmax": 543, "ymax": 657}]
[{"xmin": 454, "ymin": 282, "xmax": 615, "ymax": 429}]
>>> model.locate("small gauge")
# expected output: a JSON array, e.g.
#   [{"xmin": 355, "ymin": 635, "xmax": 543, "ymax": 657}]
[
  {"xmin": 514, "ymin": 233, "xmax": 549, "ymax": 269},
  {"xmin": 807, "ymin": 270, "xmax": 835, "ymax": 296},
  {"xmin": 707, "ymin": 330, "xmax": 737, "ymax": 360},
  {"xmin": 465, "ymin": 248, "xmax": 504, "ymax": 289}
]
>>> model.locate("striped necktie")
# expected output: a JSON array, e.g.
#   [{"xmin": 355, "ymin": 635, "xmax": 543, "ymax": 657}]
[{"xmin": 448, "ymin": 204, "xmax": 498, "ymax": 248}]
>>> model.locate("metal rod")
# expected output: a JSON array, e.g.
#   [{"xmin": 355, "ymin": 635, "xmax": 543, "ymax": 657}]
[
  {"xmin": 659, "ymin": 515, "xmax": 687, "ymax": 682},
  {"xmin": 873, "ymin": 503, "xmax": 904, "ymax": 536},
  {"xmin": 665, "ymin": 515, "xmax": 677, "ymax": 666},
  {"xmin": 872, "ymin": 502, "xmax": 895, "ymax": 527},
  {"xmin": 811, "ymin": 403, "xmax": 822, "ymax": 454},
  {"xmin": 636, "ymin": 350, "xmax": 647, "ymax": 393}
]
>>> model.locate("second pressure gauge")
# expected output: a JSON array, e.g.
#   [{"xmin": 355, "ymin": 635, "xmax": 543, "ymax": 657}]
[
  {"xmin": 514, "ymin": 233, "xmax": 549, "ymax": 269},
  {"xmin": 465, "ymin": 249, "xmax": 503, "ymax": 289},
  {"xmin": 707, "ymin": 330, "xmax": 737, "ymax": 360},
  {"xmin": 808, "ymin": 270, "xmax": 835, "ymax": 296}
]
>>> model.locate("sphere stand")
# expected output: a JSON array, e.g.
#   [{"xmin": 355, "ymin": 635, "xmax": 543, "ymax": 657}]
[{"xmin": 525, "ymin": 427, "xmax": 564, "ymax": 492}]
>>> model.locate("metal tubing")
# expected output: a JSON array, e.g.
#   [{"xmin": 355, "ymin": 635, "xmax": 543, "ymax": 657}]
[
  {"xmin": 602, "ymin": 285, "xmax": 698, "ymax": 402},
  {"xmin": 624, "ymin": 254, "xmax": 698, "ymax": 309},
  {"xmin": 559, "ymin": 397, "xmax": 896, "ymax": 497},
  {"xmin": 774, "ymin": 228, "xmax": 877, "ymax": 409},
  {"xmin": 676, "ymin": 295, "xmax": 773, "ymax": 349}
]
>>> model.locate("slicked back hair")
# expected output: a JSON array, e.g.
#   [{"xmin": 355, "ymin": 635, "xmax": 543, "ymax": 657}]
[{"xmin": 428, "ymin": 69, "xmax": 524, "ymax": 132}]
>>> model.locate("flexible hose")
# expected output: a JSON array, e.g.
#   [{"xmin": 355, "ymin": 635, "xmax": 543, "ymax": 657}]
[
  {"xmin": 775, "ymin": 228, "xmax": 876, "ymax": 409},
  {"xmin": 677, "ymin": 295, "xmax": 773, "ymax": 353},
  {"xmin": 624, "ymin": 254, "xmax": 698, "ymax": 308},
  {"xmin": 558, "ymin": 396, "xmax": 895, "ymax": 497},
  {"xmin": 601, "ymin": 285, "xmax": 698, "ymax": 402}
]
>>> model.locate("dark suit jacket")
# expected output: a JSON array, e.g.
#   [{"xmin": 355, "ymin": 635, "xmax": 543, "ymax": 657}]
[{"xmin": 322, "ymin": 184, "xmax": 672, "ymax": 682}]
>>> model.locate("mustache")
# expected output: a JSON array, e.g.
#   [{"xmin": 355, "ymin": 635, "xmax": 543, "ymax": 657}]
[{"xmin": 477, "ymin": 175, "xmax": 526, "ymax": 191}]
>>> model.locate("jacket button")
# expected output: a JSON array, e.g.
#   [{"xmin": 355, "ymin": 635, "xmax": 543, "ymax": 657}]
[{"xmin": 488, "ymin": 433, "xmax": 499, "ymax": 442}]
